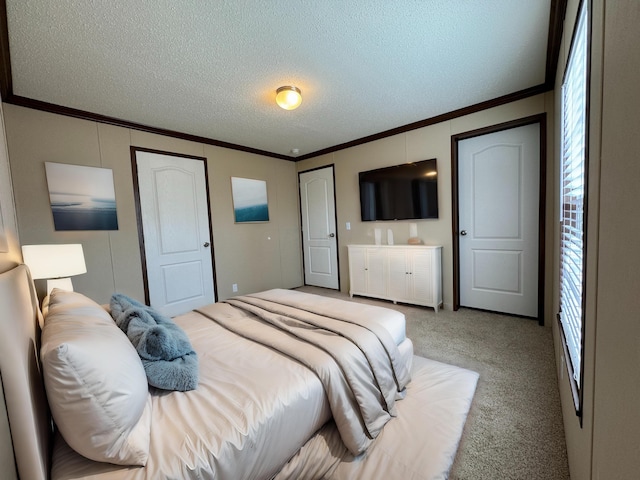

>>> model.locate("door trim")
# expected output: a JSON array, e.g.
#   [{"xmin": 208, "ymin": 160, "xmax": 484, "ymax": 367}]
[
  {"xmin": 298, "ymin": 164, "xmax": 340, "ymax": 290},
  {"xmin": 130, "ymin": 146, "xmax": 217, "ymax": 305},
  {"xmin": 451, "ymin": 114, "xmax": 546, "ymax": 324}
]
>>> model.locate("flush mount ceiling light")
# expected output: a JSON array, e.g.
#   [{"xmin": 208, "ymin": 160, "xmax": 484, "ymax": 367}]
[{"xmin": 275, "ymin": 86, "xmax": 302, "ymax": 110}]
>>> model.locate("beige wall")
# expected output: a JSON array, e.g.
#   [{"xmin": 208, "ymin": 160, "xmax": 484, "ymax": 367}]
[
  {"xmin": 590, "ymin": 0, "xmax": 640, "ymax": 477},
  {"xmin": 552, "ymin": 1, "xmax": 640, "ymax": 479},
  {"xmin": 0, "ymin": 102, "xmax": 21, "ymax": 272},
  {"xmin": 296, "ymin": 94, "xmax": 554, "ymax": 314},
  {"xmin": 3, "ymin": 104, "xmax": 302, "ymax": 304},
  {"xmin": 0, "ymin": 102, "xmax": 19, "ymax": 480}
]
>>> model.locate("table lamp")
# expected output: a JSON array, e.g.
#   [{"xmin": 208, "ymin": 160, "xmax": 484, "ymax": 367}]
[{"xmin": 21, "ymin": 244, "xmax": 87, "ymax": 294}]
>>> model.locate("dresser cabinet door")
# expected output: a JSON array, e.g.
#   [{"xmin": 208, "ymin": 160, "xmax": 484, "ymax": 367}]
[
  {"xmin": 365, "ymin": 248, "xmax": 387, "ymax": 297},
  {"xmin": 409, "ymin": 249, "xmax": 434, "ymax": 304},
  {"xmin": 387, "ymin": 249, "xmax": 410, "ymax": 301},
  {"xmin": 348, "ymin": 247, "xmax": 367, "ymax": 295}
]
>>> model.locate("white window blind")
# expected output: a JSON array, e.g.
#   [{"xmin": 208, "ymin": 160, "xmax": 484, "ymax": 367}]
[{"xmin": 559, "ymin": 2, "xmax": 588, "ymax": 386}]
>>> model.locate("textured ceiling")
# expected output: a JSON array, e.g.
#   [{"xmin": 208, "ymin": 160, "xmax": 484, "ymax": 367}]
[{"xmin": 4, "ymin": 0, "xmax": 552, "ymax": 159}]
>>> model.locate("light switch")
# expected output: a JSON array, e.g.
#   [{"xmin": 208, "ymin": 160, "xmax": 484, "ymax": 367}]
[{"xmin": 346, "ymin": 222, "xmax": 351, "ymax": 230}]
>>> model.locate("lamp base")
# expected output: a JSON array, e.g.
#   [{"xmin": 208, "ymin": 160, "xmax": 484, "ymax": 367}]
[{"xmin": 46, "ymin": 277, "xmax": 74, "ymax": 294}]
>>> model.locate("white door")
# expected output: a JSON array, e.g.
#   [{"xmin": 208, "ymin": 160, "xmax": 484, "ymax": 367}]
[
  {"xmin": 299, "ymin": 166, "xmax": 339, "ymax": 289},
  {"xmin": 135, "ymin": 151, "xmax": 216, "ymax": 317},
  {"xmin": 458, "ymin": 123, "xmax": 540, "ymax": 317}
]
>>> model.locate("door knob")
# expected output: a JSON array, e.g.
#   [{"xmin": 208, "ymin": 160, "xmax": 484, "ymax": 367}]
[
  {"xmin": 460, "ymin": 230, "xmax": 467, "ymax": 236},
  {"xmin": 329, "ymin": 233, "xmax": 335, "ymax": 237},
  {"xmin": 203, "ymin": 242, "xmax": 210, "ymax": 247}
]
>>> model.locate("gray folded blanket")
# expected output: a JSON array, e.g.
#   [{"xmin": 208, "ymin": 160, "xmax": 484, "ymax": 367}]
[{"xmin": 109, "ymin": 293, "xmax": 198, "ymax": 391}]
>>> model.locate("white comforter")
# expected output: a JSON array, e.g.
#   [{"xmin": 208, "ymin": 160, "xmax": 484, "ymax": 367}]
[
  {"xmin": 51, "ymin": 289, "xmax": 413, "ymax": 480},
  {"xmin": 198, "ymin": 289, "xmax": 411, "ymax": 455}
]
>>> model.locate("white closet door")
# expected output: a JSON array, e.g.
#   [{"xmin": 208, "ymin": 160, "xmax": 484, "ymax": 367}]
[
  {"xmin": 458, "ymin": 123, "xmax": 540, "ymax": 317},
  {"xmin": 299, "ymin": 166, "xmax": 339, "ymax": 289},
  {"xmin": 136, "ymin": 151, "xmax": 215, "ymax": 316}
]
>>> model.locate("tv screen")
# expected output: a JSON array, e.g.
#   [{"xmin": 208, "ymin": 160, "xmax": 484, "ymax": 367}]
[{"xmin": 359, "ymin": 159, "xmax": 439, "ymax": 221}]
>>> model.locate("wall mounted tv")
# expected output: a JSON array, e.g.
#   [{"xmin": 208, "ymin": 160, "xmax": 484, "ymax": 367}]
[{"xmin": 359, "ymin": 158, "xmax": 439, "ymax": 221}]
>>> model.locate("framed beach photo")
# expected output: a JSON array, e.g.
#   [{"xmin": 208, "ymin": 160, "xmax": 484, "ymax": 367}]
[
  {"xmin": 231, "ymin": 177, "xmax": 269, "ymax": 223},
  {"xmin": 45, "ymin": 162, "xmax": 119, "ymax": 231}
]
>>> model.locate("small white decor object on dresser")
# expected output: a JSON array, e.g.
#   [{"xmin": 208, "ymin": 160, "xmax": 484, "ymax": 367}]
[{"xmin": 348, "ymin": 244, "xmax": 443, "ymax": 312}]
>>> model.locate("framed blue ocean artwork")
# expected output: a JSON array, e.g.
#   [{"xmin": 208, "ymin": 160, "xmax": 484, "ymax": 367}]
[
  {"xmin": 45, "ymin": 162, "xmax": 119, "ymax": 231},
  {"xmin": 231, "ymin": 177, "xmax": 269, "ymax": 223}
]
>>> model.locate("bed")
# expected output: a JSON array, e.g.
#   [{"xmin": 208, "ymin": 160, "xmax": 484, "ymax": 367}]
[{"xmin": 0, "ymin": 263, "xmax": 479, "ymax": 480}]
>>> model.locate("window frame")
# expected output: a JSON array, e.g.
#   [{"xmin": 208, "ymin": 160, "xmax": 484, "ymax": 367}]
[{"xmin": 557, "ymin": 0, "xmax": 590, "ymax": 421}]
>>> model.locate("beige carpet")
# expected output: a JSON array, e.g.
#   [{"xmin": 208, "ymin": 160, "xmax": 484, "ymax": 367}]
[{"xmin": 295, "ymin": 286, "xmax": 570, "ymax": 480}]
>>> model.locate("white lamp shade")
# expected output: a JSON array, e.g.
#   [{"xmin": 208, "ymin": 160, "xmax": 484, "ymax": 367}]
[{"xmin": 21, "ymin": 244, "xmax": 87, "ymax": 280}]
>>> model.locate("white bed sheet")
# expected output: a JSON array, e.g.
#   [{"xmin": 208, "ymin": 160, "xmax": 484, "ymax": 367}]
[{"xmin": 51, "ymin": 302, "xmax": 414, "ymax": 480}]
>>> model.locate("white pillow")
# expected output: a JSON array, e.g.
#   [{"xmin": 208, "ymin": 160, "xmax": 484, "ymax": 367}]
[{"xmin": 41, "ymin": 290, "xmax": 151, "ymax": 466}]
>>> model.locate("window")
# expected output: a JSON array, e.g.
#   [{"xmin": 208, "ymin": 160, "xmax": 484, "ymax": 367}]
[{"xmin": 558, "ymin": 0, "xmax": 589, "ymax": 416}]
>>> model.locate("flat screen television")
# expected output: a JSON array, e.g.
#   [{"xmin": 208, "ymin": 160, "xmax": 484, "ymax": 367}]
[{"xmin": 359, "ymin": 159, "xmax": 439, "ymax": 221}]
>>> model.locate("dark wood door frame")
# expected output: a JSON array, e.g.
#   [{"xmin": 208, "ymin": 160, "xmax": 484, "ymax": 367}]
[
  {"xmin": 130, "ymin": 146, "xmax": 218, "ymax": 305},
  {"xmin": 450, "ymin": 113, "xmax": 547, "ymax": 325},
  {"xmin": 297, "ymin": 164, "xmax": 341, "ymax": 290}
]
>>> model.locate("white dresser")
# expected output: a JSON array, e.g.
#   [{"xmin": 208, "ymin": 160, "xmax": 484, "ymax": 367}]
[{"xmin": 347, "ymin": 244, "xmax": 443, "ymax": 312}]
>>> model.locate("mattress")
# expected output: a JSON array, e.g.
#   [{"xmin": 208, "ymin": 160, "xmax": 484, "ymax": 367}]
[{"xmin": 51, "ymin": 294, "xmax": 414, "ymax": 480}]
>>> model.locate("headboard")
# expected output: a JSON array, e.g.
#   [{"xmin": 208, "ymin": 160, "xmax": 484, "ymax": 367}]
[
  {"xmin": 1, "ymin": 372, "xmax": 18, "ymax": 480},
  {"xmin": 0, "ymin": 264, "xmax": 51, "ymax": 479}
]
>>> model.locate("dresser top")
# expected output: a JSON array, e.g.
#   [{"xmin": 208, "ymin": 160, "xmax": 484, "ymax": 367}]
[{"xmin": 348, "ymin": 244, "xmax": 442, "ymax": 249}]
